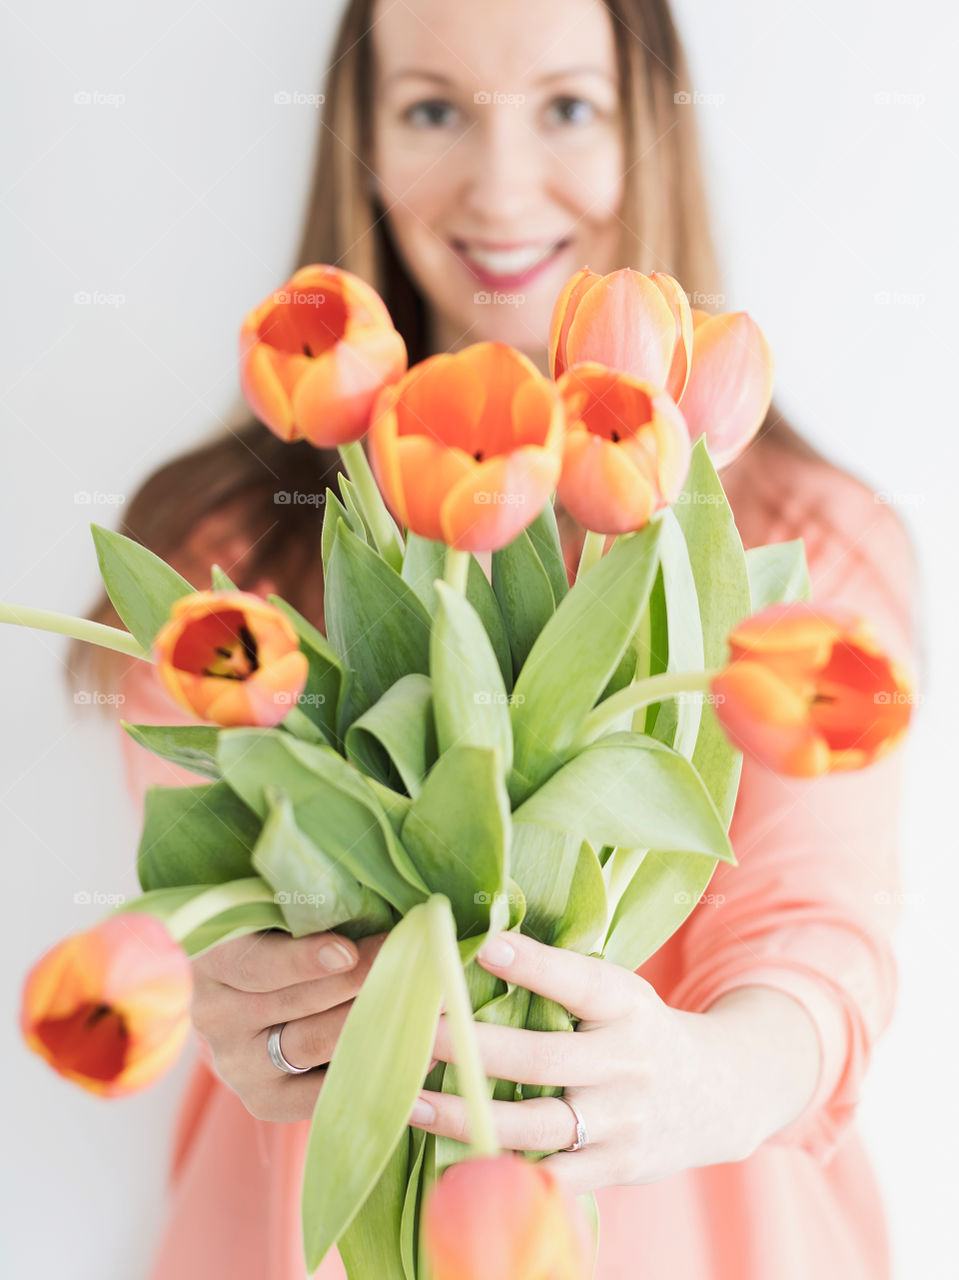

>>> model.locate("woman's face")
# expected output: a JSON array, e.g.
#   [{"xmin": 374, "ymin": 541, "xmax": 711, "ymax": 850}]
[{"xmin": 370, "ymin": 0, "xmax": 625, "ymax": 365}]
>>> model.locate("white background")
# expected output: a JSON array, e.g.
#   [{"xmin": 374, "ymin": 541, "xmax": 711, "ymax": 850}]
[{"xmin": 2, "ymin": 1, "xmax": 955, "ymax": 1275}]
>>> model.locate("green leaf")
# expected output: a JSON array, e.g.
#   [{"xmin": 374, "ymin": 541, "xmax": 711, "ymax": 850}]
[
  {"xmin": 180, "ymin": 900, "xmax": 289, "ymax": 957},
  {"xmin": 465, "ymin": 557, "xmax": 513, "ymax": 690},
  {"xmin": 301, "ymin": 900, "xmax": 444, "ymax": 1274},
  {"xmin": 321, "ymin": 487, "xmax": 352, "ymax": 579},
  {"xmin": 508, "ymin": 520, "xmax": 663, "ymax": 805},
  {"xmin": 746, "ymin": 539, "xmax": 811, "ymax": 611},
  {"xmin": 325, "ymin": 522, "xmax": 432, "ymax": 706},
  {"xmin": 524, "ymin": 501, "xmax": 570, "ymax": 605},
  {"xmin": 209, "ymin": 563, "xmax": 239, "ymax": 591},
  {"xmin": 253, "ymin": 787, "xmax": 395, "ymax": 939},
  {"xmin": 491, "ymin": 527, "xmax": 556, "ymax": 679},
  {"xmin": 430, "ymin": 582, "xmax": 512, "ymax": 773},
  {"xmin": 513, "ymin": 732, "xmax": 735, "ymax": 865},
  {"xmin": 401, "ymin": 533, "xmax": 447, "ymax": 615},
  {"xmin": 400, "ymin": 745, "xmax": 510, "ymax": 939},
  {"xmin": 136, "ymin": 780, "xmax": 261, "ymax": 891},
  {"xmin": 338, "ymin": 1134, "xmax": 410, "ymax": 1280},
  {"xmin": 345, "ymin": 674, "xmax": 438, "ymax": 798},
  {"xmin": 338, "ymin": 474, "xmax": 374, "ymax": 543},
  {"xmin": 90, "ymin": 523, "xmax": 195, "ymax": 651},
  {"xmin": 647, "ymin": 509, "xmax": 705, "ymax": 759},
  {"xmin": 121, "ymin": 721, "xmax": 221, "ymax": 781},
  {"xmin": 551, "ymin": 841, "xmax": 608, "ymax": 953},
  {"xmin": 217, "ymin": 728, "xmax": 428, "ymax": 913},
  {"xmin": 672, "ymin": 441, "xmax": 750, "ymax": 826},
  {"xmin": 268, "ymin": 594, "xmax": 344, "ymax": 749},
  {"xmin": 508, "ymin": 822, "xmax": 584, "ymax": 945}
]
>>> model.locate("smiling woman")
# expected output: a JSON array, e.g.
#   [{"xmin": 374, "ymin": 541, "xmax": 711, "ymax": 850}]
[{"xmin": 63, "ymin": 2, "xmax": 920, "ymax": 1279}]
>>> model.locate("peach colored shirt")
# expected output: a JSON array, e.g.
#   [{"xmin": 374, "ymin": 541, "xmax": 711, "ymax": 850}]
[{"xmin": 118, "ymin": 440, "xmax": 921, "ymax": 1280}]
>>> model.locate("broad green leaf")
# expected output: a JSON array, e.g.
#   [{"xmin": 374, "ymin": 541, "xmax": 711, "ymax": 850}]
[
  {"xmin": 321, "ymin": 487, "xmax": 352, "ymax": 579},
  {"xmin": 524, "ymin": 501, "xmax": 570, "ymax": 605},
  {"xmin": 345, "ymin": 674, "xmax": 437, "ymax": 797},
  {"xmin": 465, "ymin": 556, "xmax": 513, "ymax": 689},
  {"xmin": 509, "ymin": 822, "xmax": 584, "ymax": 945},
  {"xmin": 551, "ymin": 841, "xmax": 608, "ymax": 953},
  {"xmin": 430, "ymin": 582, "xmax": 512, "ymax": 772},
  {"xmin": 180, "ymin": 900, "xmax": 289, "ymax": 957},
  {"xmin": 253, "ymin": 787, "xmax": 394, "ymax": 939},
  {"xmin": 121, "ymin": 721, "xmax": 221, "ymax": 781},
  {"xmin": 301, "ymin": 900, "xmax": 444, "ymax": 1273},
  {"xmin": 399, "ymin": 1128, "xmax": 428, "ymax": 1280},
  {"xmin": 513, "ymin": 732, "xmax": 735, "ymax": 865},
  {"xmin": 400, "ymin": 745, "xmax": 510, "ymax": 939},
  {"xmin": 90, "ymin": 523, "xmax": 195, "ymax": 651},
  {"xmin": 325, "ymin": 522, "xmax": 432, "ymax": 706},
  {"xmin": 491, "ymin": 526, "xmax": 556, "ymax": 679},
  {"xmin": 338, "ymin": 1134, "xmax": 410, "ymax": 1280},
  {"xmin": 268, "ymin": 594, "xmax": 344, "ymax": 749},
  {"xmin": 647, "ymin": 508, "xmax": 705, "ymax": 759},
  {"xmin": 217, "ymin": 728, "xmax": 428, "ymax": 913},
  {"xmin": 209, "ymin": 563, "xmax": 239, "ymax": 591},
  {"xmin": 136, "ymin": 780, "xmax": 261, "ymax": 891},
  {"xmin": 401, "ymin": 533, "xmax": 446, "ymax": 615},
  {"xmin": 746, "ymin": 539, "xmax": 811, "ymax": 611},
  {"xmin": 508, "ymin": 520, "xmax": 663, "ymax": 805},
  {"xmin": 672, "ymin": 441, "xmax": 749, "ymax": 826}
]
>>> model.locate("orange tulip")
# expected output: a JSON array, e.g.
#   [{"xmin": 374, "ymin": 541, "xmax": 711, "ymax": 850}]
[
  {"xmin": 422, "ymin": 1155, "xmax": 593, "ymax": 1280},
  {"xmin": 549, "ymin": 266, "xmax": 693, "ymax": 402},
  {"xmin": 152, "ymin": 590, "xmax": 308, "ymax": 727},
  {"xmin": 556, "ymin": 362, "xmax": 691, "ymax": 534},
  {"xmin": 711, "ymin": 602, "xmax": 914, "ymax": 776},
  {"xmin": 677, "ymin": 308, "xmax": 774, "ymax": 468},
  {"xmin": 238, "ymin": 264, "xmax": 408, "ymax": 446},
  {"xmin": 367, "ymin": 342, "xmax": 565, "ymax": 552},
  {"xmin": 21, "ymin": 913, "xmax": 192, "ymax": 1098}
]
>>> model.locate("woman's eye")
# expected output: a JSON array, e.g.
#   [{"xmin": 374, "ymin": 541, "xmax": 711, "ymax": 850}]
[
  {"xmin": 546, "ymin": 96, "xmax": 597, "ymax": 126},
  {"xmin": 402, "ymin": 99, "xmax": 459, "ymax": 129}
]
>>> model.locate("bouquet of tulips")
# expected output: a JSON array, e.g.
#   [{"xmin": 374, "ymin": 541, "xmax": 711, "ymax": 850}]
[{"xmin": 7, "ymin": 264, "xmax": 914, "ymax": 1280}]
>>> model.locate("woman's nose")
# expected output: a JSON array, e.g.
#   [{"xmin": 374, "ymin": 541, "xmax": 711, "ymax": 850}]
[{"xmin": 459, "ymin": 108, "xmax": 547, "ymax": 224}]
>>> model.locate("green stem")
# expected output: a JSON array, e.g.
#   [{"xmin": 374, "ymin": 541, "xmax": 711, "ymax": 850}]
[
  {"xmin": 0, "ymin": 602, "xmax": 149, "ymax": 659},
  {"xmin": 576, "ymin": 669, "xmax": 719, "ymax": 748},
  {"xmin": 338, "ymin": 439, "xmax": 404, "ymax": 571},
  {"xmin": 442, "ymin": 546, "xmax": 470, "ymax": 595},
  {"xmin": 576, "ymin": 528, "xmax": 607, "ymax": 580},
  {"xmin": 427, "ymin": 896, "xmax": 499, "ymax": 1159},
  {"xmin": 630, "ymin": 601, "xmax": 653, "ymax": 732}
]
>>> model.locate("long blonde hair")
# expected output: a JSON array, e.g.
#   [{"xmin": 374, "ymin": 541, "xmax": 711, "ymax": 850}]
[{"xmin": 68, "ymin": 0, "xmax": 819, "ymax": 696}]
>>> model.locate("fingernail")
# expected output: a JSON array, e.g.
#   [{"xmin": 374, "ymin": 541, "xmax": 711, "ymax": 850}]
[
  {"xmin": 478, "ymin": 935, "xmax": 514, "ymax": 967},
  {"xmin": 410, "ymin": 1096, "xmax": 436, "ymax": 1125},
  {"xmin": 317, "ymin": 941, "xmax": 355, "ymax": 972}
]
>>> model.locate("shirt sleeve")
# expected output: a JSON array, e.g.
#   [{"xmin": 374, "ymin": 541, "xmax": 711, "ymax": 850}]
[{"xmin": 667, "ymin": 494, "xmax": 922, "ymax": 1165}]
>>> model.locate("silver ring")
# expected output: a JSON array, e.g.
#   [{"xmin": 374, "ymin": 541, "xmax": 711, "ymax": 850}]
[
  {"xmin": 558, "ymin": 1095, "xmax": 589, "ymax": 1152},
  {"xmin": 267, "ymin": 1023, "xmax": 311, "ymax": 1075}
]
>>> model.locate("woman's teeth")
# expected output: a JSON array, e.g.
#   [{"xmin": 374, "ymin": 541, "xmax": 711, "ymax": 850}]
[{"xmin": 458, "ymin": 242, "xmax": 563, "ymax": 275}]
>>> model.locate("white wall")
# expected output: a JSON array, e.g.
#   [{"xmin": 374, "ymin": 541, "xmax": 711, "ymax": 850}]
[{"xmin": 2, "ymin": 2, "xmax": 954, "ymax": 1276}]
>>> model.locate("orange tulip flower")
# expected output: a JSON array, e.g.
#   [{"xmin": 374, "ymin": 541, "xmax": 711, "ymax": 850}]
[
  {"xmin": 677, "ymin": 308, "xmax": 775, "ymax": 468},
  {"xmin": 152, "ymin": 590, "xmax": 308, "ymax": 728},
  {"xmin": 422, "ymin": 1155, "xmax": 593, "ymax": 1280},
  {"xmin": 238, "ymin": 264, "xmax": 408, "ymax": 446},
  {"xmin": 367, "ymin": 342, "xmax": 565, "ymax": 552},
  {"xmin": 556, "ymin": 362, "xmax": 691, "ymax": 534},
  {"xmin": 21, "ymin": 913, "xmax": 192, "ymax": 1098},
  {"xmin": 549, "ymin": 266, "xmax": 693, "ymax": 402},
  {"xmin": 711, "ymin": 602, "xmax": 915, "ymax": 776}
]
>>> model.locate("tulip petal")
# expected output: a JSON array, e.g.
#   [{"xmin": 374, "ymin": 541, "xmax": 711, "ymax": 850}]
[
  {"xmin": 679, "ymin": 312, "xmax": 774, "ymax": 468},
  {"xmin": 565, "ymin": 269, "xmax": 676, "ymax": 384},
  {"xmin": 557, "ymin": 430, "xmax": 655, "ymax": 534},
  {"xmin": 292, "ymin": 328, "xmax": 408, "ymax": 446},
  {"xmin": 239, "ymin": 340, "xmax": 299, "ymax": 441},
  {"xmin": 441, "ymin": 446, "xmax": 561, "ymax": 551},
  {"xmin": 548, "ymin": 267, "xmax": 602, "ymax": 379},
  {"xmin": 650, "ymin": 272, "xmax": 694, "ymax": 401},
  {"xmin": 395, "ymin": 435, "xmax": 477, "ymax": 542}
]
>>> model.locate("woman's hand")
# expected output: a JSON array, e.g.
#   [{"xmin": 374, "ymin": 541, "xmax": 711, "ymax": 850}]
[
  {"xmin": 190, "ymin": 928, "xmax": 389, "ymax": 1122},
  {"xmin": 410, "ymin": 931, "xmax": 759, "ymax": 1196}
]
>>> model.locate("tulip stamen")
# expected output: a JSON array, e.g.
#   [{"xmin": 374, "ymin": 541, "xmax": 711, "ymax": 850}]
[
  {"xmin": 474, "ymin": 450, "xmax": 483, "ymax": 461},
  {"xmin": 302, "ymin": 343, "xmax": 313, "ymax": 357},
  {"xmin": 611, "ymin": 430, "xmax": 620, "ymax": 443},
  {"xmin": 85, "ymin": 1002, "xmax": 113, "ymax": 1028}
]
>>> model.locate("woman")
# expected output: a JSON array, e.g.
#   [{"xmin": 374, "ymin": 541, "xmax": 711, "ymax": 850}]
[{"xmin": 72, "ymin": 0, "xmax": 921, "ymax": 1276}]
